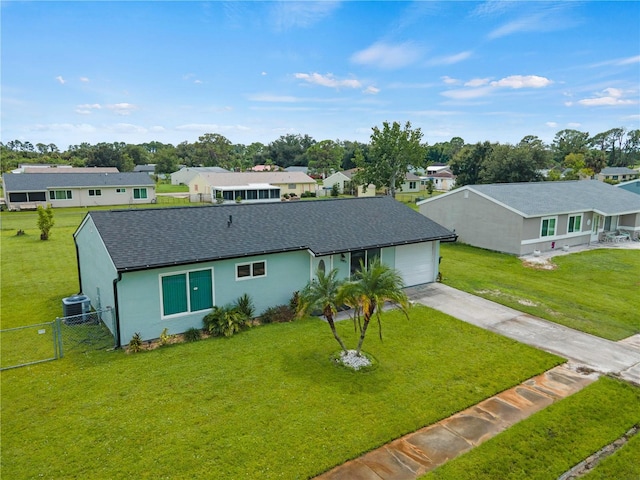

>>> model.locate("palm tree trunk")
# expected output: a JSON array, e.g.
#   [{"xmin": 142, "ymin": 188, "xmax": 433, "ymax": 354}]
[{"xmin": 326, "ymin": 316, "xmax": 348, "ymax": 353}]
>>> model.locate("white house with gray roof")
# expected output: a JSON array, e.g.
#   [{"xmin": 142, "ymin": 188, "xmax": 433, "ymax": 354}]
[
  {"xmin": 2, "ymin": 172, "xmax": 156, "ymax": 210},
  {"xmin": 170, "ymin": 166, "xmax": 229, "ymax": 185},
  {"xmin": 418, "ymin": 181, "xmax": 640, "ymax": 256},
  {"xmin": 597, "ymin": 167, "xmax": 639, "ymax": 183},
  {"xmin": 74, "ymin": 197, "xmax": 456, "ymax": 345}
]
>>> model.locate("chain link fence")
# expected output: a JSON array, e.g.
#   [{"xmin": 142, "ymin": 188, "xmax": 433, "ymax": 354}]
[{"xmin": 0, "ymin": 308, "xmax": 117, "ymax": 371}]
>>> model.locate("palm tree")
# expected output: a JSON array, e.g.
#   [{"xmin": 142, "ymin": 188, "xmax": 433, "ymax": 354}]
[
  {"xmin": 297, "ymin": 268, "xmax": 348, "ymax": 353},
  {"xmin": 340, "ymin": 258, "xmax": 410, "ymax": 356}
]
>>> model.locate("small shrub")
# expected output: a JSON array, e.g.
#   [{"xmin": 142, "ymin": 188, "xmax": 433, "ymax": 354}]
[
  {"xmin": 183, "ymin": 327, "xmax": 202, "ymax": 342},
  {"xmin": 259, "ymin": 304, "xmax": 295, "ymax": 324},
  {"xmin": 36, "ymin": 204, "xmax": 55, "ymax": 240},
  {"xmin": 289, "ymin": 291, "xmax": 300, "ymax": 312},
  {"xmin": 159, "ymin": 327, "xmax": 172, "ymax": 346},
  {"xmin": 128, "ymin": 332, "xmax": 143, "ymax": 353},
  {"xmin": 204, "ymin": 305, "xmax": 249, "ymax": 337},
  {"xmin": 330, "ymin": 183, "xmax": 340, "ymax": 197},
  {"xmin": 233, "ymin": 293, "xmax": 255, "ymax": 319}
]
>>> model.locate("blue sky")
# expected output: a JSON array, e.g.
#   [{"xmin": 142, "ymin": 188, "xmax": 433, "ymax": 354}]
[{"xmin": 2, "ymin": 1, "xmax": 639, "ymax": 150}]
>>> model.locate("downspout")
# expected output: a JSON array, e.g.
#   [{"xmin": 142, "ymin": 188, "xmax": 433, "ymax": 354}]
[
  {"xmin": 73, "ymin": 237, "xmax": 83, "ymax": 295},
  {"xmin": 112, "ymin": 273, "xmax": 122, "ymax": 348}
]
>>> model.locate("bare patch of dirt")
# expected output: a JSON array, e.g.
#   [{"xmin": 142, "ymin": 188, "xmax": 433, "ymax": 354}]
[
  {"xmin": 518, "ymin": 299, "xmax": 538, "ymax": 307},
  {"xmin": 521, "ymin": 259, "xmax": 558, "ymax": 270}
]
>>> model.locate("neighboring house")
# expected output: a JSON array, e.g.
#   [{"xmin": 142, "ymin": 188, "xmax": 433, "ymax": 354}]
[
  {"xmin": 251, "ymin": 164, "xmax": 281, "ymax": 172},
  {"xmin": 170, "ymin": 166, "xmax": 229, "ymax": 185},
  {"xmin": 284, "ymin": 166, "xmax": 309, "ymax": 174},
  {"xmin": 420, "ymin": 169, "xmax": 457, "ymax": 192},
  {"xmin": 189, "ymin": 171, "xmax": 317, "ymax": 203},
  {"xmin": 322, "ymin": 169, "xmax": 376, "ymax": 197},
  {"xmin": 134, "ymin": 164, "xmax": 156, "ymax": 175},
  {"xmin": 418, "ymin": 180, "xmax": 640, "ymax": 256},
  {"xmin": 74, "ymin": 197, "xmax": 456, "ymax": 345},
  {"xmin": 21, "ymin": 166, "xmax": 120, "ymax": 174},
  {"xmin": 3, "ymin": 172, "xmax": 156, "ymax": 210},
  {"xmin": 616, "ymin": 178, "xmax": 640, "ymax": 195},
  {"xmin": 400, "ymin": 172, "xmax": 421, "ymax": 193},
  {"xmin": 597, "ymin": 167, "xmax": 639, "ymax": 183}
]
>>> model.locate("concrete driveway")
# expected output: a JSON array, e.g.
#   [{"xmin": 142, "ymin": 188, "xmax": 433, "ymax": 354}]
[{"xmin": 405, "ymin": 283, "xmax": 640, "ymax": 386}]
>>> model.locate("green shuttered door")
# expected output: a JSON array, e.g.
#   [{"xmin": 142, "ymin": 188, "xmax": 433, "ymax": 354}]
[
  {"xmin": 189, "ymin": 269, "xmax": 213, "ymax": 312},
  {"xmin": 162, "ymin": 274, "xmax": 188, "ymax": 316}
]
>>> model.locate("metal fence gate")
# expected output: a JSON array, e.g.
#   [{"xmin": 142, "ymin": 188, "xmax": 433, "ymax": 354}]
[{"xmin": 0, "ymin": 307, "xmax": 117, "ymax": 371}]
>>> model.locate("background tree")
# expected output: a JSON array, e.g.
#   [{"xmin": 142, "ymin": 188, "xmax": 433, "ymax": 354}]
[
  {"xmin": 36, "ymin": 205, "xmax": 55, "ymax": 240},
  {"xmin": 449, "ymin": 141, "xmax": 493, "ymax": 187},
  {"xmin": 194, "ymin": 133, "xmax": 234, "ymax": 168},
  {"xmin": 297, "ymin": 268, "xmax": 348, "ymax": 353},
  {"xmin": 363, "ymin": 121, "xmax": 425, "ymax": 198},
  {"xmin": 552, "ymin": 129, "xmax": 589, "ymax": 164},
  {"xmin": 306, "ymin": 139, "xmax": 344, "ymax": 178},
  {"xmin": 268, "ymin": 134, "xmax": 315, "ymax": 168},
  {"xmin": 340, "ymin": 259, "xmax": 410, "ymax": 356},
  {"xmin": 154, "ymin": 146, "xmax": 179, "ymax": 174},
  {"xmin": 562, "ymin": 152, "xmax": 591, "ymax": 180},
  {"xmin": 479, "ymin": 144, "xmax": 543, "ymax": 183}
]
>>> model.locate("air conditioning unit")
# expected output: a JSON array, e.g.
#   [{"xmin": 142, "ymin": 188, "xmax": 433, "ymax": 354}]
[{"xmin": 62, "ymin": 294, "xmax": 91, "ymax": 322}]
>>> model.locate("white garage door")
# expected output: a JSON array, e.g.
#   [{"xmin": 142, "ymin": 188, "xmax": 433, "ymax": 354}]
[{"xmin": 395, "ymin": 242, "xmax": 434, "ymax": 287}]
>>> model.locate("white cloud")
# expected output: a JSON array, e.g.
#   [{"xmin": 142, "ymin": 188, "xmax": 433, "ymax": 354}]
[
  {"xmin": 248, "ymin": 94, "xmax": 298, "ymax": 103},
  {"xmin": 175, "ymin": 123, "xmax": 250, "ymax": 133},
  {"xmin": 294, "ymin": 72, "xmax": 362, "ymax": 89},
  {"xmin": 271, "ymin": 1, "xmax": 340, "ymax": 30},
  {"xmin": 441, "ymin": 76, "xmax": 460, "ymax": 85},
  {"xmin": 577, "ymin": 88, "xmax": 636, "ymax": 106},
  {"xmin": 567, "ymin": 122, "xmax": 582, "ymax": 128},
  {"xmin": 112, "ymin": 123, "xmax": 147, "ymax": 134},
  {"xmin": 441, "ymin": 87, "xmax": 493, "ymax": 100},
  {"xmin": 428, "ymin": 51, "xmax": 472, "ymax": 66},
  {"xmin": 545, "ymin": 122, "xmax": 558, "ymax": 128},
  {"xmin": 80, "ymin": 77, "xmax": 90, "ymax": 83},
  {"xmin": 33, "ymin": 123, "xmax": 96, "ymax": 133},
  {"xmin": 106, "ymin": 103, "xmax": 138, "ymax": 115},
  {"xmin": 261, "ymin": 72, "xmax": 267, "ymax": 76},
  {"xmin": 75, "ymin": 103, "xmax": 102, "ymax": 115},
  {"xmin": 351, "ymin": 41, "xmax": 422, "ymax": 69},
  {"xmin": 363, "ymin": 86, "xmax": 380, "ymax": 95},
  {"xmin": 465, "ymin": 78, "xmax": 491, "ymax": 87},
  {"xmin": 490, "ymin": 75, "xmax": 552, "ymax": 89},
  {"xmin": 55, "ymin": 76, "xmax": 66, "ymax": 85},
  {"xmin": 590, "ymin": 55, "xmax": 640, "ymax": 68}
]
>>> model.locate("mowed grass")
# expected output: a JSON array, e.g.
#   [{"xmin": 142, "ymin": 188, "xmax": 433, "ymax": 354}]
[
  {"xmin": 0, "ymin": 208, "xmax": 562, "ymax": 478},
  {"xmin": 422, "ymin": 376, "xmax": 640, "ymax": 480},
  {"xmin": 440, "ymin": 243, "xmax": 640, "ymax": 341},
  {"xmin": 1, "ymin": 309, "xmax": 562, "ymax": 479}
]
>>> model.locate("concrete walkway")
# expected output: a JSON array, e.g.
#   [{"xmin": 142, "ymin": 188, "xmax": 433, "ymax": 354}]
[
  {"xmin": 316, "ymin": 364, "xmax": 598, "ymax": 480},
  {"xmin": 405, "ymin": 283, "xmax": 640, "ymax": 385},
  {"xmin": 315, "ymin": 280, "xmax": 640, "ymax": 479}
]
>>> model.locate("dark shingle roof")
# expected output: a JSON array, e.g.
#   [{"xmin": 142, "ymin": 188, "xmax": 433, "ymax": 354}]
[
  {"xmin": 470, "ymin": 180, "xmax": 640, "ymax": 216},
  {"xmin": 81, "ymin": 197, "xmax": 455, "ymax": 272},
  {"xmin": 3, "ymin": 172, "xmax": 154, "ymax": 191}
]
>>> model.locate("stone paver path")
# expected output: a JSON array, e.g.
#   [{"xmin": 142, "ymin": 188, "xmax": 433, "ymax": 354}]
[{"xmin": 315, "ymin": 364, "xmax": 597, "ymax": 480}]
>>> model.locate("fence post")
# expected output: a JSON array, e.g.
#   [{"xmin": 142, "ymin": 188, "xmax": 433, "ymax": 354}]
[{"xmin": 55, "ymin": 317, "xmax": 64, "ymax": 358}]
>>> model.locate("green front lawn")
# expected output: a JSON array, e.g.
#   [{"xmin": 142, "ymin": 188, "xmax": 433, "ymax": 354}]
[
  {"xmin": 423, "ymin": 376, "xmax": 640, "ymax": 480},
  {"xmin": 440, "ymin": 243, "xmax": 640, "ymax": 341},
  {"xmin": 1, "ymin": 309, "xmax": 561, "ymax": 479}
]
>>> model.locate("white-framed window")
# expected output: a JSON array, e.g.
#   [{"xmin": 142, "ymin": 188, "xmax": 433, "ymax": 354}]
[
  {"xmin": 49, "ymin": 190, "xmax": 72, "ymax": 200},
  {"xmin": 160, "ymin": 268, "xmax": 213, "ymax": 317},
  {"xmin": 540, "ymin": 216, "xmax": 557, "ymax": 237},
  {"xmin": 236, "ymin": 261, "xmax": 266, "ymax": 280},
  {"xmin": 89, "ymin": 189, "xmax": 102, "ymax": 196},
  {"xmin": 409, "ymin": 181, "xmax": 417, "ymax": 189},
  {"xmin": 568, "ymin": 214, "xmax": 582, "ymax": 233},
  {"xmin": 116, "ymin": 188, "xmax": 126, "ymax": 194}
]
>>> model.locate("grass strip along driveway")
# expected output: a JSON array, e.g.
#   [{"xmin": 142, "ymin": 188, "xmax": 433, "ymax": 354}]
[{"xmin": 439, "ymin": 243, "xmax": 640, "ymax": 341}]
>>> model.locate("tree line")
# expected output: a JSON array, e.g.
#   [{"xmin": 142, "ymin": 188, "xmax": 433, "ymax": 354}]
[{"xmin": 2, "ymin": 125, "xmax": 639, "ymax": 189}]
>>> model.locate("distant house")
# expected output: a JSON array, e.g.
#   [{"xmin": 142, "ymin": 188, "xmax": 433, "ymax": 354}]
[
  {"xmin": 133, "ymin": 164, "xmax": 156, "ymax": 175},
  {"xmin": 398, "ymin": 172, "xmax": 421, "ymax": 193},
  {"xmin": 21, "ymin": 166, "xmax": 120, "ymax": 174},
  {"xmin": 170, "ymin": 166, "xmax": 229, "ymax": 186},
  {"xmin": 418, "ymin": 180, "xmax": 640, "ymax": 256},
  {"xmin": 420, "ymin": 168, "xmax": 457, "ymax": 192},
  {"xmin": 251, "ymin": 164, "xmax": 281, "ymax": 172},
  {"xmin": 2, "ymin": 172, "xmax": 156, "ymax": 210},
  {"xmin": 616, "ymin": 178, "xmax": 640, "ymax": 196},
  {"xmin": 284, "ymin": 166, "xmax": 309, "ymax": 175},
  {"xmin": 597, "ymin": 167, "xmax": 639, "ymax": 183},
  {"xmin": 73, "ymin": 197, "xmax": 456, "ymax": 345},
  {"xmin": 322, "ymin": 169, "xmax": 376, "ymax": 197},
  {"xmin": 189, "ymin": 171, "xmax": 317, "ymax": 203}
]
